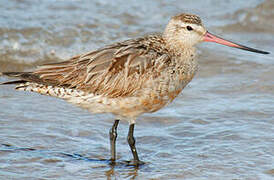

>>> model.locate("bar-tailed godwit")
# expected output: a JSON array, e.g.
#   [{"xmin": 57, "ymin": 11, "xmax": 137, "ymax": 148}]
[{"xmin": 0, "ymin": 13, "xmax": 269, "ymax": 165}]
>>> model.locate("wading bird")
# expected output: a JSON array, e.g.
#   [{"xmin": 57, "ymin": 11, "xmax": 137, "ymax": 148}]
[{"xmin": 0, "ymin": 13, "xmax": 269, "ymax": 165}]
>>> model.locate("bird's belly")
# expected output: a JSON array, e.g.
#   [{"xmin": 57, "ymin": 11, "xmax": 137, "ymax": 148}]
[
  {"xmin": 139, "ymin": 89, "xmax": 182, "ymax": 113},
  {"xmin": 66, "ymin": 62, "xmax": 198, "ymax": 119},
  {"xmin": 66, "ymin": 91, "xmax": 175, "ymax": 119}
]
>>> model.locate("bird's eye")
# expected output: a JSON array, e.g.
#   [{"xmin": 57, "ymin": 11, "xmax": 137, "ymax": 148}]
[{"xmin": 186, "ymin": 26, "xmax": 193, "ymax": 31}]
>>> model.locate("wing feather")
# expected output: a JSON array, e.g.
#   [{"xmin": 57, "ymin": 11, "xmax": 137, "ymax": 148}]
[{"xmin": 30, "ymin": 35, "xmax": 169, "ymax": 97}]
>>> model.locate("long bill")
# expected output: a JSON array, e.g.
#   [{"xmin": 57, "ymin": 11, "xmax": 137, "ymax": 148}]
[{"xmin": 203, "ymin": 31, "xmax": 269, "ymax": 54}]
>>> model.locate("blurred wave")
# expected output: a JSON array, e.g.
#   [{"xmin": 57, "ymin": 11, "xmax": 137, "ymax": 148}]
[{"xmin": 221, "ymin": 0, "xmax": 274, "ymax": 33}]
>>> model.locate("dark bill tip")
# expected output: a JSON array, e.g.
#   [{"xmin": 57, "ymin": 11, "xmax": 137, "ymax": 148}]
[
  {"xmin": 236, "ymin": 44, "xmax": 270, "ymax": 54},
  {"xmin": 203, "ymin": 31, "xmax": 270, "ymax": 55}
]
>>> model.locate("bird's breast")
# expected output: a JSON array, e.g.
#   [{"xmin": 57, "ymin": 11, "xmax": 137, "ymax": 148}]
[{"xmin": 138, "ymin": 56, "xmax": 198, "ymax": 113}]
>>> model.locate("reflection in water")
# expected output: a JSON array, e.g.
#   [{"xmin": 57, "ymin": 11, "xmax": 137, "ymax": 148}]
[
  {"xmin": 105, "ymin": 165, "xmax": 139, "ymax": 180},
  {"xmin": 1, "ymin": 143, "xmax": 36, "ymax": 152},
  {"xmin": 0, "ymin": 143, "xmax": 141, "ymax": 179}
]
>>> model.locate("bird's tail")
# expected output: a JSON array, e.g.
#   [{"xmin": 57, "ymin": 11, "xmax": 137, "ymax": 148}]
[
  {"xmin": 0, "ymin": 72, "xmax": 39, "ymax": 85},
  {"xmin": 1, "ymin": 71, "xmax": 86, "ymax": 99},
  {"xmin": 1, "ymin": 72, "xmax": 57, "ymax": 96}
]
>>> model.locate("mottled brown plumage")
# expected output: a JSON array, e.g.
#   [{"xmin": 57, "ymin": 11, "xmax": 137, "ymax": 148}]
[
  {"xmin": 1, "ymin": 13, "xmax": 268, "ymax": 164},
  {"xmin": 33, "ymin": 34, "xmax": 171, "ymax": 98},
  {"xmin": 8, "ymin": 29, "xmax": 198, "ymax": 120}
]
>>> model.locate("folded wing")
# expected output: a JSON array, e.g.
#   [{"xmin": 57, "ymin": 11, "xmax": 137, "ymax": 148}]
[{"xmin": 25, "ymin": 37, "xmax": 169, "ymax": 98}]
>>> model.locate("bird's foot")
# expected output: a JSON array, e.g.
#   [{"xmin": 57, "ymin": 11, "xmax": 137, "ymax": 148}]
[
  {"xmin": 126, "ymin": 159, "xmax": 145, "ymax": 167},
  {"xmin": 108, "ymin": 158, "xmax": 117, "ymax": 166}
]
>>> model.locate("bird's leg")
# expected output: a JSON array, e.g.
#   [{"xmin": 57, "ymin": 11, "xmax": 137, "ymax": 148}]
[
  {"xmin": 109, "ymin": 119, "xmax": 119, "ymax": 161},
  {"xmin": 127, "ymin": 123, "xmax": 140, "ymax": 163}
]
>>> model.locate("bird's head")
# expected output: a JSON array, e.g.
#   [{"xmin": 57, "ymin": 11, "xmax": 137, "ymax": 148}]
[
  {"xmin": 164, "ymin": 13, "xmax": 269, "ymax": 54},
  {"xmin": 164, "ymin": 13, "xmax": 206, "ymax": 48}
]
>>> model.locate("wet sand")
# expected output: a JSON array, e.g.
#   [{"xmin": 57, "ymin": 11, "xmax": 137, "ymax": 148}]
[{"xmin": 0, "ymin": 0, "xmax": 274, "ymax": 179}]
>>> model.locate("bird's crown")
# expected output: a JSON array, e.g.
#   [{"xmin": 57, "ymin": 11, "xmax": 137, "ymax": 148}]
[{"xmin": 172, "ymin": 13, "xmax": 202, "ymax": 26}]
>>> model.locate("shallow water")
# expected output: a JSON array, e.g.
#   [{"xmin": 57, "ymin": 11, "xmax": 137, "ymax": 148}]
[{"xmin": 0, "ymin": 0, "xmax": 274, "ymax": 179}]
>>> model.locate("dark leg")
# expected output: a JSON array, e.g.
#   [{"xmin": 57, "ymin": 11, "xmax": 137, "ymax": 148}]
[
  {"xmin": 127, "ymin": 123, "xmax": 140, "ymax": 163},
  {"xmin": 109, "ymin": 120, "xmax": 119, "ymax": 161}
]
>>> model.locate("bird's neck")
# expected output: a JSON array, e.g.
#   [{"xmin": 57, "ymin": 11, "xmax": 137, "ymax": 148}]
[{"xmin": 162, "ymin": 33, "xmax": 195, "ymax": 57}]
